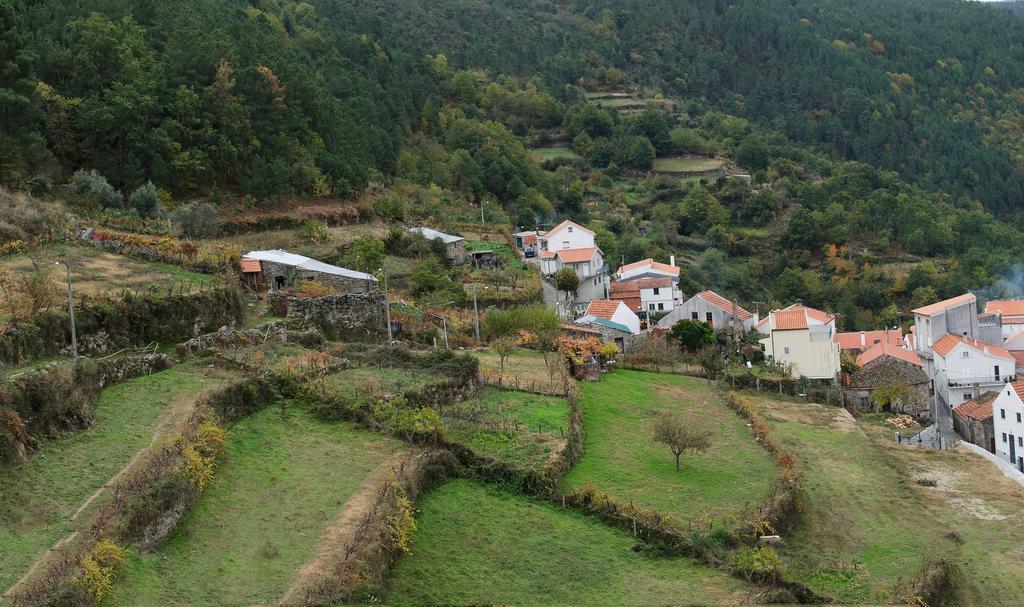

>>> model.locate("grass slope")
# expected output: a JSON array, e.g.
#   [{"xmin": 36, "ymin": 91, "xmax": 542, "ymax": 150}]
[
  {"xmin": 0, "ymin": 364, "xmax": 223, "ymax": 590},
  {"xmin": 472, "ymin": 348, "xmax": 566, "ymax": 394},
  {"xmin": 652, "ymin": 156, "xmax": 724, "ymax": 173},
  {"xmin": 105, "ymin": 407, "xmax": 404, "ymax": 606},
  {"xmin": 379, "ymin": 479, "xmax": 749, "ymax": 606},
  {"xmin": 748, "ymin": 395, "xmax": 956, "ymax": 603},
  {"xmin": 562, "ymin": 370, "xmax": 776, "ymax": 524}
]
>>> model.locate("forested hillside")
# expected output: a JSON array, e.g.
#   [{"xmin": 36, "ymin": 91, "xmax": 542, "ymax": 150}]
[{"xmin": 4, "ymin": 0, "xmax": 1024, "ymax": 327}]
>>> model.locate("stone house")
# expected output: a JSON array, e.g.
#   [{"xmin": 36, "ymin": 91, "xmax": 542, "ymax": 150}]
[
  {"xmin": 243, "ymin": 250, "xmax": 378, "ymax": 293},
  {"xmin": 406, "ymin": 227, "xmax": 467, "ymax": 264},
  {"xmin": 574, "ymin": 300, "xmax": 642, "ymax": 353},
  {"xmin": 845, "ymin": 342, "xmax": 930, "ymax": 418},
  {"xmin": 657, "ymin": 290, "xmax": 755, "ymax": 333},
  {"xmin": 952, "ymin": 391, "xmax": 998, "ymax": 453}
]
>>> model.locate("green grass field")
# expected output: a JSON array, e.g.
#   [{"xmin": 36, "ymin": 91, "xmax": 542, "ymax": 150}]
[
  {"xmin": 105, "ymin": 407, "xmax": 405, "ymax": 606},
  {"xmin": 593, "ymin": 97, "xmax": 645, "ymax": 108},
  {"xmin": 529, "ymin": 147, "xmax": 581, "ymax": 161},
  {"xmin": 750, "ymin": 395, "xmax": 1024, "ymax": 605},
  {"xmin": 748, "ymin": 395, "xmax": 952, "ymax": 603},
  {"xmin": 465, "ymin": 239, "xmax": 527, "ymax": 270},
  {"xmin": 442, "ymin": 389, "xmax": 569, "ymax": 470},
  {"xmin": 378, "ymin": 479, "xmax": 749, "ymax": 606},
  {"xmin": 322, "ymin": 365, "xmax": 434, "ymax": 398},
  {"xmin": 0, "ymin": 364, "xmax": 226, "ymax": 591},
  {"xmin": 653, "ymin": 156, "xmax": 724, "ymax": 173},
  {"xmin": 561, "ymin": 370, "xmax": 776, "ymax": 524}
]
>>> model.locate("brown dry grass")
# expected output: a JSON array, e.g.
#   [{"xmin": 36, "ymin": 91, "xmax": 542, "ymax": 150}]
[{"xmin": 198, "ymin": 223, "xmax": 388, "ymax": 261}]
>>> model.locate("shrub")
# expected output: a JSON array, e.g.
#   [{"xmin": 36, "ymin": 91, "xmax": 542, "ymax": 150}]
[
  {"xmin": 482, "ymin": 304, "xmax": 559, "ymax": 339},
  {"xmin": 300, "ymin": 218, "xmax": 328, "ymax": 243},
  {"xmin": 730, "ymin": 546, "xmax": 782, "ymax": 583},
  {"xmin": 78, "ymin": 539, "xmax": 127, "ymax": 602},
  {"xmin": 171, "ymin": 202, "xmax": 221, "ymax": 238},
  {"xmin": 387, "ymin": 481, "xmax": 416, "ymax": 554},
  {"xmin": 373, "ymin": 194, "xmax": 406, "ymax": 222},
  {"xmin": 343, "ymin": 236, "xmax": 385, "ymax": 273},
  {"xmin": 69, "ymin": 169, "xmax": 122, "ymax": 209},
  {"xmin": 129, "ymin": 181, "xmax": 163, "ymax": 218}
]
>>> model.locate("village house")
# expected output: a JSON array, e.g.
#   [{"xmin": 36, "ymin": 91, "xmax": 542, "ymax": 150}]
[
  {"xmin": 242, "ymin": 250, "xmax": 378, "ymax": 292},
  {"xmin": 911, "ymin": 293, "xmax": 979, "ymax": 381},
  {"xmin": 844, "ymin": 342, "xmax": 930, "ymax": 418},
  {"xmin": 836, "ymin": 329, "xmax": 904, "ymax": 354},
  {"xmin": 513, "ymin": 229, "xmax": 544, "ymax": 258},
  {"xmin": 759, "ymin": 305, "xmax": 840, "ymax": 380},
  {"xmin": 656, "ymin": 290, "xmax": 755, "ymax": 332},
  {"xmin": 931, "ymin": 333, "xmax": 1015, "ymax": 408},
  {"xmin": 537, "ymin": 220, "xmax": 608, "ymax": 308},
  {"xmin": 609, "ymin": 277, "xmax": 678, "ymax": 318},
  {"xmin": 406, "ymin": 227, "xmax": 467, "ymax": 264},
  {"xmin": 992, "ymin": 380, "xmax": 1024, "ymax": 472},
  {"xmin": 615, "ymin": 257, "xmax": 681, "ymax": 282},
  {"xmin": 574, "ymin": 300, "xmax": 641, "ymax": 353},
  {"xmin": 952, "ymin": 391, "xmax": 998, "ymax": 453},
  {"xmin": 985, "ymin": 299, "xmax": 1024, "ymax": 339}
]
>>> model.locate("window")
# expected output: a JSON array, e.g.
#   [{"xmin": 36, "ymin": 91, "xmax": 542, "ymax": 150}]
[
  {"xmin": 1019, "ymin": 436, "xmax": 1022, "ymax": 447},
  {"xmin": 649, "ymin": 304, "xmax": 656, "ymax": 311},
  {"xmin": 1018, "ymin": 412, "xmax": 1022, "ymax": 423},
  {"xmin": 691, "ymin": 312, "xmax": 699, "ymax": 321},
  {"xmin": 706, "ymin": 312, "xmax": 713, "ymax": 322},
  {"xmin": 784, "ymin": 347, "xmax": 790, "ymax": 355},
  {"xmin": 1001, "ymin": 409, "xmax": 1006, "ymax": 419},
  {"xmin": 1003, "ymin": 433, "xmax": 1008, "ymax": 443},
  {"xmin": 995, "ymin": 365, "xmax": 1001, "ymax": 381},
  {"xmin": 562, "ymin": 240, "xmax": 570, "ymax": 248},
  {"xmin": 961, "ymin": 351, "xmax": 970, "ymax": 359},
  {"xmin": 567, "ymin": 226, "xmax": 573, "ymax": 233},
  {"xmin": 653, "ymin": 287, "xmax": 660, "ymax": 295},
  {"xmin": 658, "ymin": 303, "xmax": 664, "ymax": 311}
]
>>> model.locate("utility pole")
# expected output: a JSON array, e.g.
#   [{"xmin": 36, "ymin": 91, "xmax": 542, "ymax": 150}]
[
  {"xmin": 57, "ymin": 256, "xmax": 78, "ymax": 360},
  {"xmin": 473, "ymin": 284, "xmax": 481, "ymax": 341},
  {"xmin": 480, "ymin": 200, "xmax": 486, "ymax": 225},
  {"xmin": 380, "ymin": 267, "xmax": 392, "ymax": 344}
]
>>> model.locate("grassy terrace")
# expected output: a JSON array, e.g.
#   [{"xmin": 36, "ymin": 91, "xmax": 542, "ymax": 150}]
[
  {"xmin": 0, "ymin": 363, "xmax": 226, "ymax": 591},
  {"xmin": 197, "ymin": 222, "xmax": 387, "ymax": 261},
  {"xmin": 321, "ymin": 365, "xmax": 434, "ymax": 398},
  {"xmin": 106, "ymin": 407, "xmax": 405, "ymax": 606},
  {"xmin": 442, "ymin": 388, "xmax": 569, "ymax": 470},
  {"xmin": 652, "ymin": 156, "xmax": 724, "ymax": 174},
  {"xmin": 0, "ymin": 245, "xmax": 212, "ymax": 301},
  {"xmin": 750, "ymin": 395, "xmax": 1024, "ymax": 605},
  {"xmin": 379, "ymin": 479, "xmax": 749, "ymax": 606},
  {"xmin": 529, "ymin": 146, "xmax": 581, "ymax": 162},
  {"xmin": 562, "ymin": 370, "xmax": 776, "ymax": 524},
  {"xmin": 471, "ymin": 348, "xmax": 567, "ymax": 394}
]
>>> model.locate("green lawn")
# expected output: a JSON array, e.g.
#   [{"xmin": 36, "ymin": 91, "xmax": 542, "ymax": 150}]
[
  {"xmin": 593, "ymin": 97, "xmax": 645, "ymax": 108},
  {"xmin": 105, "ymin": 407, "xmax": 405, "ymax": 606},
  {"xmin": 321, "ymin": 365, "xmax": 434, "ymax": 399},
  {"xmin": 466, "ymin": 239, "xmax": 527, "ymax": 270},
  {"xmin": 529, "ymin": 147, "xmax": 581, "ymax": 161},
  {"xmin": 0, "ymin": 364, "xmax": 225, "ymax": 591},
  {"xmin": 653, "ymin": 156, "xmax": 724, "ymax": 173},
  {"xmin": 378, "ymin": 479, "xmax": 749, "ymax": 606},
  {"xmin": 561, "ymin": 370, "xmax": 776, "ymax": 524},
  {"xmin": 442, "ymin": 389, "xmax": 569, "ymax": 470}
]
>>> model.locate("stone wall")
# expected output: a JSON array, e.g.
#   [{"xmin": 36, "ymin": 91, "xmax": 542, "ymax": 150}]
[
  {"xmin": 259, "ymin": 260, "xmax": 378, "ymax": 293},
  {"xmin": 845, "ymin": 355, "xmax": 931, "ymax": 418},
  {"xmin": 176, "ymin": 322, "xmax": 324, "ymax": 357},
  {"xmin": 953, "ymin": 413, "xmax": 995, "ymax": 452},
  {"xmin": 285, "ymin": 292, "xmax": 387, "ymax": 341}
]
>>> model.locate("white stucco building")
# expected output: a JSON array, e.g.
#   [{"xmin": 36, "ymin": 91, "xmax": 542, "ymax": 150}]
[
  {"xmin": 616, "ymin": 257, "xmax": 681, "ymax": 282},
  {"xmin": 759, "ymin": 305, "xmax": 840, "ymax": 380},
  {"xmin": 992, "ymin": 380, "xmax": 1024, "ymax": 473},
  {"xmin": 932, "ymin": 334, "xmax": 1016, "ymax": 407}
]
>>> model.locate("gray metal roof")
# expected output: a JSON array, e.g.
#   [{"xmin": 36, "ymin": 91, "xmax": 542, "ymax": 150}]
[
  {"xmin": 407, "ymin": 226, "xmax": 464, "ymax": 244},
  {"xmin": 243, "ymin": 249, "xmax": 378, "ymax": 282}
]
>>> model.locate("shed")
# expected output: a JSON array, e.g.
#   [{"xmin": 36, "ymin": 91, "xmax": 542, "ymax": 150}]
[{"xmin": 407, "ymin": 227, "xmax": 467, "ymax": 264}]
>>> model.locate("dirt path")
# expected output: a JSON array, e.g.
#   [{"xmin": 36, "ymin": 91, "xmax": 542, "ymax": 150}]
[
  {"xmin": 3, "ymin": 389, "xmax": 202, "ymax": 600},
  {"xmin": 278, "ymin": 451, "xmax": 413, "ymax": 607}
]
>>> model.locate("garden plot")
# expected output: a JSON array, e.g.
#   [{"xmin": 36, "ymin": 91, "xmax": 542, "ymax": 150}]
[
  {"xmin": 652, "ymin": 156, "xmax": 724, "ymax": 174},
  {"xmin": 752, "ymin": 394, "xmax": 1024, "ymax": 606},
  {"xmin": 0, "ymin": 245, "xmax": 211, "ymax": 301},
  {"xmin": 442, "ymin": 388, "xmax": 570, "ymax": 470},
  {"xmin": 472, "ymin": 348, "xmax": 567, "ymax": 394},
  {"xmin": 378, "ymin": 479, "xmax": 751, "ymax": 606},
  {"xmin": 561, "ymin": 370, "xmax": 776, "ymax": 524},
  {"xmin": 529, "ymin": 147, "xmax": 581, "ymax": 162},
  {"xmin": 0, "ymin": 363, "xmax": 227, "ymax": 593},
  {"xmin": 105, "ymin": 407, "xmax": 406, "ymax": 606},
  {"xmin": 320, "ymin": 365, "xmax": 435, "ymax": 401},
  {"xmin": 197, "ymin": 222, "xmax": 387, "ymax": 262}
]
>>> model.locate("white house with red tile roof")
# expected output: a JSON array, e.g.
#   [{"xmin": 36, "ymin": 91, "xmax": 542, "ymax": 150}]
[
  {"xmin": 837, "ymin": 329, "xmax": 904, "ymax": 354},
  {"xmin": 992, "ymin": 380, "xmax": 1024, "ymax": 472},
  {"xmin": 609, "ymin": 277, "xmax": 678, "ymax": 317},
  {"xmin": 758, "ymin": 307, "xmax": 840, "ymax": 380},
  {"xmin": 579, "ymin": 300, "xmax": 641, "ymax": 335},
  {"xmin": 932, "ymin": 333, "xmax": 1016, "ymax": 408},
  {"xmin": 911, "ymin": 293, "xmax": 979, "ymax": 357},
  {"xmin": 656, "ymin": 290, "xmax": 756, "ymax": 332},
  {"xmin": 985, "ymin": 299, "xmax": 1024, "ymax": 339},
  {"xmin": 616, "ymin": 257, "xmax": 681, "ymax": 282},
  {"xmin": 534, "ymin": 219, "xmax": 609, "ymax": 314},
  {"xmin": 756, "ymin": 303, "xmax": 833, "ymax": 335}
]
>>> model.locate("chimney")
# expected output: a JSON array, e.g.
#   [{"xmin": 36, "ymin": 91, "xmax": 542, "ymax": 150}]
[
  {"xmin": 860, "ymin": 331, "xmax": 866, "ymax": 347},
  {"xmin": 670, "ymin": 255, "xmax": 676, "ymax": 267},
  {"xmin": 962, "ymin": 332, "xmax": 968, "ymax": 343},
  {"xmin": 984, "ymin": 345, "xmax": 989, "ymax": 354}
]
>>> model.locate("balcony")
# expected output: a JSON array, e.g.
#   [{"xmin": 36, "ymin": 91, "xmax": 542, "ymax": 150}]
[{"xmin": 944, "ymin": 375, "xmax": 1015, "ymax": 388}]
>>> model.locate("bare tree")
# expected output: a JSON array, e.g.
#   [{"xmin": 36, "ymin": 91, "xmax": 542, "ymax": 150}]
[
  {"xmin": 697, "ymin": 345, "xmax": 725, "ymax": 385},
  {"xmin": 491, "ymin": 336, "xmax": 516, "ymax": 384},
  {"xmin": 653, "ymin": 413, "xmax": 711, "ymax": 471}
]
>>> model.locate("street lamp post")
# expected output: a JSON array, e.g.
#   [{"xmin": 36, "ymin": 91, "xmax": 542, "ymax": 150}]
[
  {"xmin": 472, "ymin": 284, "xmax": 488, "ymax": 341},
  {"xmin": 56, "ymin": 256, "xmax": 77, "ymax": 360}
]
